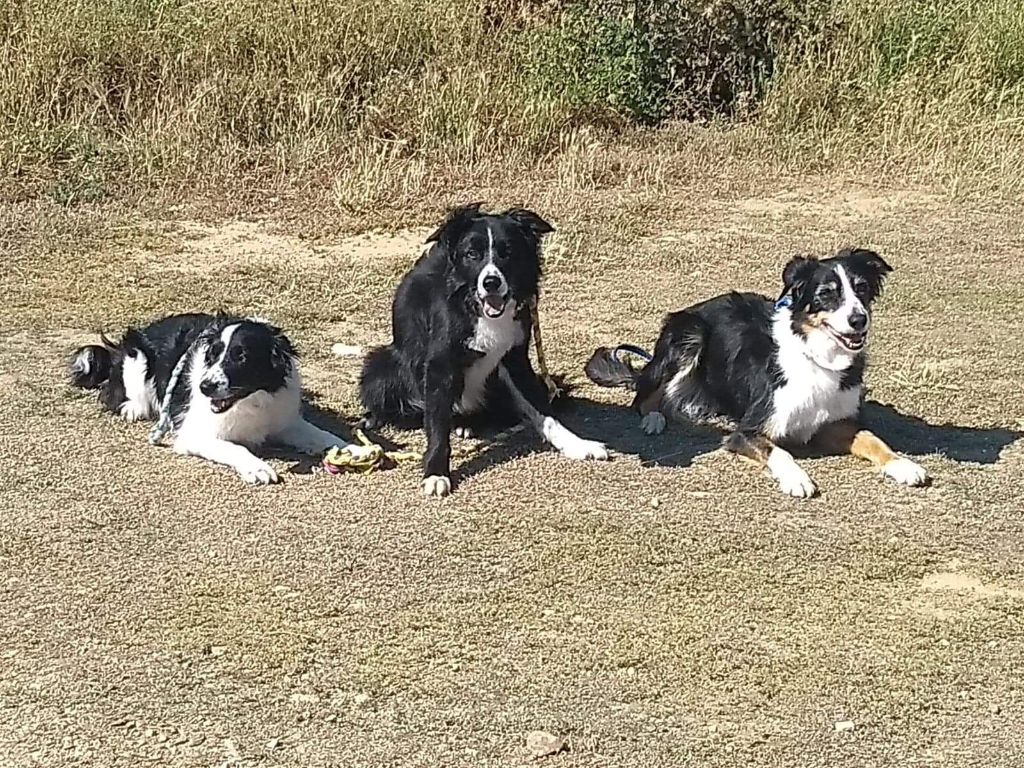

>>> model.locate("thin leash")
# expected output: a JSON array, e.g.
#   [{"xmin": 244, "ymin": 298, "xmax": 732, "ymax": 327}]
[
  {"xmin": 148, "ymin": 338, "xmax": 200, "ymax": 445},
  {"xmin": 528, "ymin": 296, "xmax": 561, "ymax": 402}
]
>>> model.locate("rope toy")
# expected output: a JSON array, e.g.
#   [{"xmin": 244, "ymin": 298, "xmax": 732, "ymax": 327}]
[{"xmin": 322, "ymin": 429, "xmax": 420, "ymax": 474}]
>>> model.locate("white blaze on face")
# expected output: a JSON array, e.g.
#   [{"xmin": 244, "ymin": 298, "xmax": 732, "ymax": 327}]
[
  {"xmin": 826, "ymin": 265, "xmax": 869, "ymax": 335},
  {"xmin": 202, "ymin": 324, "xmax": 238, "ymax": 390},
  {"xmin": 477, "ymin": 222, "xmax": 509, "ymax": 318}
]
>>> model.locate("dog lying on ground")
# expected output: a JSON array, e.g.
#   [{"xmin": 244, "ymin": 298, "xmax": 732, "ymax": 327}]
[
  {"xmin": 71, "ymin": 313, "xmax": 369, "ymax": 483},
  {"xmin": 586, "ymin": 248, "xmax": 929, "ymax": 497},
  {"xmin": 356, "ymin": 203, "xmax": 609, "ymax": 497}
]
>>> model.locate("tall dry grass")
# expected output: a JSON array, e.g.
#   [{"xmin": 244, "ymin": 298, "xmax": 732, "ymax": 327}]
[
  {"xmin": 1, "ymin": 0, "xmax": 1022, "ymax": 205},
  {"xmin": 761, "ymin": 0, "xmax": 1024, "ymax": 194}
]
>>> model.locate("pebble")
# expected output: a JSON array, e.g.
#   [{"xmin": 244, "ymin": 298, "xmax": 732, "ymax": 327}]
[
  {"xmin": 526, "ymin": 731, "xmax": 566, "ymax": 758},
  {"xmin": 834, "ymin": 720, "xmax": 855, "ymax": 733}
]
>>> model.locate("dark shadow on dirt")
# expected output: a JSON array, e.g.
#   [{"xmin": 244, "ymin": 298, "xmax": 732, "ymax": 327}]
[
  {"xmin": 286, "ymin": 394, "xmax": 1022, "ymax": 482},
  {"xmin": 851, "ymin": 401, "xmax": 1021, "ymax": 464}
]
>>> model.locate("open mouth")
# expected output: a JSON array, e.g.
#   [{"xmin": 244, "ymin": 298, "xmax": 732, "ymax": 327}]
[
  {"xmin": 209, "ymin": 394, "xmax": 243, "ymax": 414},
  {"xmin": 823, "ymin": 323, "xmax": 867, "ymax": 352},
  {"xmin": 479, "ymin": 293, "xmax": 508, "ymax": 319}
]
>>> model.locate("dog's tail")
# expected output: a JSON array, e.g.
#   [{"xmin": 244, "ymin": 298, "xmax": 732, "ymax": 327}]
[
  {"xmin": 585, "ymin": 344, "xmax": 653, "ymax": 390},
  {"xmin": 69, "ymin": 334, "xmax": 117, "ymax": 389}
]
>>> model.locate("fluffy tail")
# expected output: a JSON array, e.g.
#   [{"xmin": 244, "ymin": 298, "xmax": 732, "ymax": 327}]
[
  {"xmin": 69, "ymin": 335, "xmax": 116, "ymax": 389},
  {"xmin": 585, "ymin": 344, "xmax": 653, "ymax": 390}
]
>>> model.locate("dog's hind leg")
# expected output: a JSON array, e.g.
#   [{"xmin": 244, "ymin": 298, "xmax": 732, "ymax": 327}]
[
  {"xmin": 359, "ymin": 345, "xmax": 423, "ymax": 429},
  {"xmin": 631, "ymin": 310, "xmax": 706, "ymax": 436}
]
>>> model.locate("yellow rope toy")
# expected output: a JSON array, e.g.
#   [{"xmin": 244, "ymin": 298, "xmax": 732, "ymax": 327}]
[
  {"xmin": 323, "ymin": 428, "xmax": 420, "ymax": 475},
  {"xmin": 323, "ymin": 299, "xmax": 560, "ymax": 475}
]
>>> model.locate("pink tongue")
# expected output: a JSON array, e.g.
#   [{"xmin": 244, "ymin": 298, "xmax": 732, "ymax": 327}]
[{"xmin": 484, "ymin": 295, "xmax": 504, "ymax": 310}]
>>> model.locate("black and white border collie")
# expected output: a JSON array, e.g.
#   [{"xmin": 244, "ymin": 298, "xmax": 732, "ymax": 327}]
[
  {"xmin": 358, "ymin": 203, "xmax": 609, "ymax": 497},
  {"xmin": 586, "ymin": 248, "xmax": 929, "ymax": 497},
  {"xmin": 70, "ymin": 313, "xmax": 367, "ymax": 483}
]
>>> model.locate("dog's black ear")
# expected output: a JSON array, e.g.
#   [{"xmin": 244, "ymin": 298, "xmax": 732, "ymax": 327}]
[
  {"xmin": 266, "ymin": 325, "xmax": 298, "ymax": 374},
  {"xmin": 842, "ymin": 247, "xmax": 893, "ymax": 276},
  {"xmin": 782, "ymin": 256, "xmax": 818, "ymax": 297},
  {"xmin": 425, "ymin": 202, "xmax": 484, "ymax": 248},
  {"xmin": 504, "ymin": 208, "xmax": 554, "ymax": 238},
  {"xmin": 841, "ymin": 247, "xmax": 893, "ymax": 298}
]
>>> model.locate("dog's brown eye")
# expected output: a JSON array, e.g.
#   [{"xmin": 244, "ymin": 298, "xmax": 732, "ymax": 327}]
[{"xmin": 853, "ymin": 279, "xmax": 869, "ymax": 295}]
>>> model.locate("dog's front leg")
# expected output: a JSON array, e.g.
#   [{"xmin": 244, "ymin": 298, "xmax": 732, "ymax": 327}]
[
  {"xmin": 173, "ymin": 435, "xmax": 278, "ymax": 485},
  {"xmin": 724, "ymin": 430, "xmax": 816, "ymax": 498},
  {"xmin": 814, "ymin": 420, "xmax": 929, "ymax": 486},
  {"xmin": 421, "ymin": 356, "xmax": 457, "ymax": 497},
  {"xmin": 498, "ymin": 352, "xmax": 608, "ymax": 461},
  {"xmin": 276, "ymin": 419, "xmax": 377, "ymax": 461}
]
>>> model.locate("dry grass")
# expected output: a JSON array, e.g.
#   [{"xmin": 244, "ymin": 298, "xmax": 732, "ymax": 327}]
[{"xmin": 2, "ymin": 146, "xmax": 1024, "ymax": 765}]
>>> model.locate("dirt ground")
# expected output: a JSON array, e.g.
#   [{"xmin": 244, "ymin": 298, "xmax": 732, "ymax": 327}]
[{"xmin": 2, "ymin": 167, "xmax": 1024, "ymax": 767}]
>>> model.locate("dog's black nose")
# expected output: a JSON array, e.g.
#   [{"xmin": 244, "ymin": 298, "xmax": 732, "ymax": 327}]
[
  {"xmin": 482, "ymin": 275, "xmax": 502, "ymax": 293},
  {"xmin": 849, "ymin": 312, "xmax": 868, "ymax": 332},
  {"xmin": 199, "ymin": 379, "xmax": 218, "ymax": 397}
]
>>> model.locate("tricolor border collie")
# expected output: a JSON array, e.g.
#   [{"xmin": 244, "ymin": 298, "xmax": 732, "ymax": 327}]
[
  {"xmin": 586, "ymin": 248, "xmax": 929, "ymax": 497},
  {"xmin": 359, "ymin": 203, "xmax": 609, "ymax": 497},
  {"xmin": 70, "ymin": 313, "xmax": 367, "ymax": 483}
]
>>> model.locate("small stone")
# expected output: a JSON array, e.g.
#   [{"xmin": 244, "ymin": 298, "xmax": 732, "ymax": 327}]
[
  {"xmin": 526, "ymin": 731, "xmax": 567, "ymax": 758},
  {"xmin": 650, "ymin": 498, "xmax": 660, "ymax": 509},
  {"xmin": 990, "ymin": 704, "xmax": 1001, "ymax": 715},
  {"xmin": 834, "ymin": 720, "xmax": 855, "ymax": 733},
  {"xmin": 267, "ymin": 737, "xmax": 281, "ymax": 751},
  {"xmin": 353, "ymin": 693, "xmax": 371, "ymax": 706}
]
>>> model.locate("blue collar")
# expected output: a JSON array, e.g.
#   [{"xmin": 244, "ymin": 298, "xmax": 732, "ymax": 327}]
[{"xmin": 774, "ymin": 295, "xmax": 792, "ymax": 311}]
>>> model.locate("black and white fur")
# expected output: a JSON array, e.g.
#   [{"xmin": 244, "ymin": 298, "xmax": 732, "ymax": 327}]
[
  {"xmin": 70, "ymin": 313, "xmax": 368, "ymax": 483},
  {"xmin": 358, "ymin": 204, "xmax": 608, "ymax": 497},
  {"xmin": 586, "ymin": 248, "xmax": 928, "ymax": 497}
]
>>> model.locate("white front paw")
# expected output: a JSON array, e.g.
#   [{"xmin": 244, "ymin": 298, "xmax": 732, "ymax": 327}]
[
  {"xmin": 883, "ymin": 457, "xmax": 929, "ymax": 486},
  {"xmin": 238, "ymin": 458, "xmax": 279, "ymax": 485},
  {"xmin": 774, "ymin": 465, "xmax": 816, "ymax": 498},
  {"xmin": 640, "ymin": 411, "xmax": 667, "ymax": 435},
  {"xmin": 454, "ymin": 426, "xmax": 474, "ymax": 439},
  {"xmin": 560, "ymin": 438, "xmax": 610, "ymax": 462},
  {"xmin": 422, "ymin": 475, "xmax": 452, "ymax": 497}
]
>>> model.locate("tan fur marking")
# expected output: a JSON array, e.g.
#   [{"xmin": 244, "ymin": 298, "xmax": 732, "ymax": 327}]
[
  {"xmin": 726, "ymin": 433, "xmax": 775, "ymax": 467},
  {"xmin": 816, "ymin": 420, "xmax": 897, "ymax": 468}
]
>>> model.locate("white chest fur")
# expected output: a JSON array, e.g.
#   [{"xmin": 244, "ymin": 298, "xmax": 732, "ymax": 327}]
[
  {"xmin": 457, "ymin": 302, "xmax": 523, "ymax": 414},
  {"xmin": 766, "ymin": 310, "xmax": 862, "ymax": 444}
]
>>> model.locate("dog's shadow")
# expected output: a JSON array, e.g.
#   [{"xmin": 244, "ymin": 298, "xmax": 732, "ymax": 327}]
[
  {"xmin": 850, "ymin": 401, "xmax": 1021, "ymax": 464},
  {"xmin": 279, "ymin": 394, "xmax": 1022, "ymax": 482},
  {"xmin": 455, "ymin": 397, "xmax": 1022, "ymax": 477}
]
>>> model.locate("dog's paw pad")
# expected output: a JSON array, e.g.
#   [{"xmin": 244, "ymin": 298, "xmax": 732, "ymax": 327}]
[
  {"xmin": 453, "ymin": 426, "xmax": 474, "ymax": 439},
  {"xmin": 883, "ymin": 457, "xmax": 929, "ymax": 486},
  {"xmin": 422, "ymin": 475, "xmax": 452, "ymax": 497},
  {"xmin": 239, "ymin": 460, "xmax": 279, "ymax": 485},
  {"xmin": 640, "ymin": 412, "xmax": 667, "ymax": 435}
]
